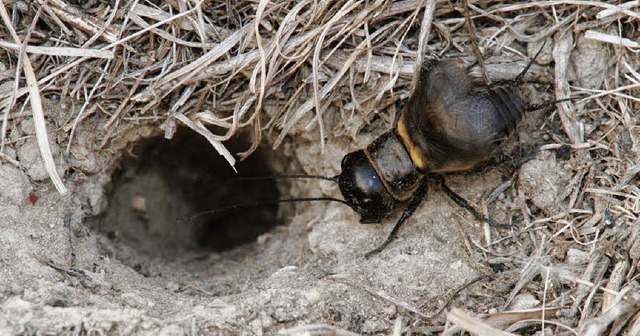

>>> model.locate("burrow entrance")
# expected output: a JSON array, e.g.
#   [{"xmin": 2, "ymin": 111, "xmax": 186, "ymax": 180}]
[{"xmin": 97, "ymin": 129, "xmax": 288, "ymax": 261}]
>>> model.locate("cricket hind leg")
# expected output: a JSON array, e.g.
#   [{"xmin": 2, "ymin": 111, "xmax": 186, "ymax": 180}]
[
  {"xmin": 485, "ymin": 40, "xmax": 549, "ymax": 89},
  {"xmin": 512, "ymin": 40, "xmax": 547, "ymax": 85},
  {"xmin": 430, "ymin": 174, "xmax": 511, "ymax": 228},
  {"xmin": 456, "ymin": 144, "xmax": 538, "ymax": 176},
  {"xmin": 526, "ymin": 97, "xmax": 572, "ymax": 112}
]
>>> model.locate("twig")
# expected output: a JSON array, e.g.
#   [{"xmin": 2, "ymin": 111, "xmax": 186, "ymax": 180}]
[
  {"xmin": 0, "ymin": 1, "xmax": 67, "ymax": 195},
  {"xmin": 0, "ymin": 41, "xmax": 113, "ymax": 58},
  {"xmin": 445, "ymin": 308, "xmax": 516, "ymax": 336}
]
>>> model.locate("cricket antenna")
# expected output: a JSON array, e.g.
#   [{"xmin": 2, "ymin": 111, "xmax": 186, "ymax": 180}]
[
  {"xmin": 177, "ymin": 196, "xmax": 348, "ymax": 223},
  {"xmin": 234, "ymin": 174, "xmax": 338, "ymax": 183}
]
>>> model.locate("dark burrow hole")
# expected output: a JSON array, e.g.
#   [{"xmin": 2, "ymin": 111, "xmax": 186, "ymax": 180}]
[{"xmin": 97, "ymin": 129, "xmax": 284, "ymax": 258}]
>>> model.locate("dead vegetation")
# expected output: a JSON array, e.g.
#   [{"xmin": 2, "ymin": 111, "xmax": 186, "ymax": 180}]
[{"xmin": 0, "ymin": 0, "xmax": 639, "ymax": 334}]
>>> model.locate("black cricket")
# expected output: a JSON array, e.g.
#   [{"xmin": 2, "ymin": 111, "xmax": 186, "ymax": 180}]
[{"xmin": 334, "ymin": 48, "xmax": 549, "ymax": 258}]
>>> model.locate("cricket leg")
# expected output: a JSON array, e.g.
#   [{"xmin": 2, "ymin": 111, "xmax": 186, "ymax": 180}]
[
  {"xmin": 365, "ymin": 181, "xmax": 429, "ymax": 258},
  {"xmin": 431, "ymin": 174, "xmax": 510, "ymax": 228}
]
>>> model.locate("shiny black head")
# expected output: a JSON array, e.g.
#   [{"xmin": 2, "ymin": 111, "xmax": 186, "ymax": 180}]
[{"xmin": 337, "ymin": 150, "xmax": 396, "ymax": 223}]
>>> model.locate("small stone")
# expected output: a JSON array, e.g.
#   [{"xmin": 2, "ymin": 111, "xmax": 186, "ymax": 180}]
[
  {"xmin": 166, "ymin": 281, "xmax": 180, "ymax": 292},
  {"xmin": 250, "ymin": 318, "xmax": 263, "ymax": 336},
  {"xmin": 508, "ymin": 293, "xmax": 540, "ymax": 310},
  {"xmin": 8, "ymin": 283, "xmax": 23, "ymax": 295},
  {"xmin": 566, "ymin": 248, "xmax": 589, "ymax": 265},
  {"xmin": 19, "ymin": 119, "xmax": 36, "ymax": 135},
  {"xmin": 0, "ymin": 165, "xmax": 29, "ymax": 203},
  {"xmin": 159, "ymin": 324, "xmax": 185, "ymax": 336}
]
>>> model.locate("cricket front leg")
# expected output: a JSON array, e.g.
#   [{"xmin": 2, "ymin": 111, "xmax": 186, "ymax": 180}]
[{"xmin": 365, "ymin": 181, "xmax": 429, "ymax": 258}]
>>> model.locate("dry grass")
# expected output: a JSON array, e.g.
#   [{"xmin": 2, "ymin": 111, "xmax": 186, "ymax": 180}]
[{"xmin": 1, "ymin": 0, "xmax": 639, "ymax": 334}]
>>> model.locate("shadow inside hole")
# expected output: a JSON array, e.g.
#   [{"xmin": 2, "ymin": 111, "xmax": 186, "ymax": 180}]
[{"xmin": 98, "ymin": 129, "xmax": 282, "ymax": 257}]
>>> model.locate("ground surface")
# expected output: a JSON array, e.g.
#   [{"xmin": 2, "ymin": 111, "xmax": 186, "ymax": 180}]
[
  {"xmin": 1, "ymin": 88, "xmax": 634, "ymax": 335},
  {"xmin": 1, "ymin": 1, "xmax": 639, "ymax": 335}
]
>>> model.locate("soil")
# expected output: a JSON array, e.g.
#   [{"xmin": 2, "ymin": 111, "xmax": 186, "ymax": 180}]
[
  {"xmin": 0, "ymin": 91, "xmax": 554, "ymax": 335},
  {"xmin": 1, "ymin": 52, "xmax": 638, "ymax": 335}
]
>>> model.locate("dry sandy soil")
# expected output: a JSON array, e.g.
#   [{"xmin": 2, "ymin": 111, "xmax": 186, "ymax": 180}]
[{"xmin": 1, "ymin": 1, "xmax": 639, "ymax": 335}]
